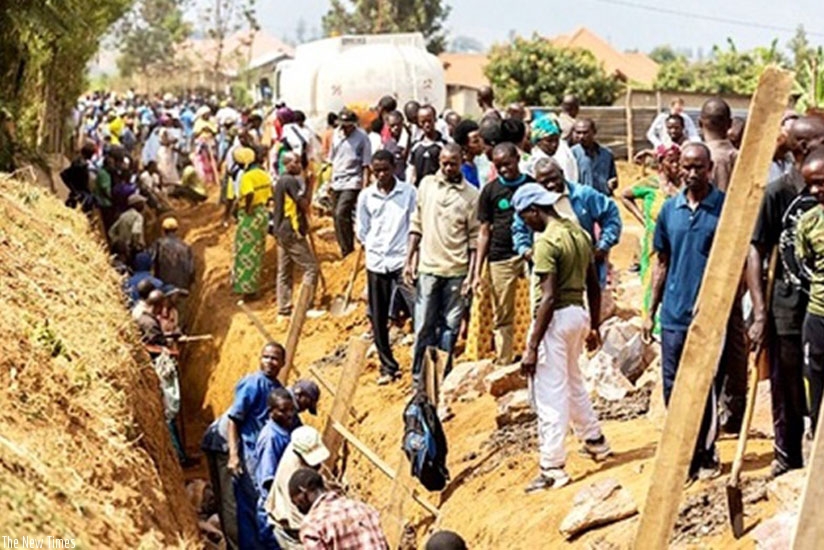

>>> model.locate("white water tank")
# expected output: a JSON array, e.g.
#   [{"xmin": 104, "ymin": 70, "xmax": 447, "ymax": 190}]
[{"xmin": 277, "ymin": 33, "xmax": 446, "ymax": 117}]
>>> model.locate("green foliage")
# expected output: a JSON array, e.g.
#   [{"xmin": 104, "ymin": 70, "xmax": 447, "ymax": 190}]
[
  {"xmin": 0, "ymin": 0, "xmax": 133, "ymax": 170},
  {"xmin": 116, "ymin": 0, "xmax": 191, "ymax": 81},
  {"xmin": 649, "ymin": 45, "xmax": 678, "ymax": 65},
  {"xmin": 484, "ymin": 34, "xmax": 622, "ymax": 106},
  {"xmin": 789, "ymin": 26, "xmax": 824, "ymax": 110},
  {"xmin": 200, "ymin": 0, "xmax": 259, "ymax": 85},
  {"xmin": 322, "ymin": 0, "xmax": 451, "ymax": 54},
  {"xmin": 653, "ymin": 38, "xmax": 789, "ymax": 95}
]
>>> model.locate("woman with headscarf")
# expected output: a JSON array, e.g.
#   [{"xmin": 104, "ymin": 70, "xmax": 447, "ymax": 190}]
[
  {"xmin": 620, "ymin": 144, "xmax": 682, "ymax": 320},
  {"xmin": 528, "ymin": 115, "xmax": 579, "ymax": 182},
  {"xmin": 192, "ymin": 105, "xmax": 219, "ymax": 187},
  {"xmin": 232, "ymin": 146, "xmax": 272, "ymax": 297}
]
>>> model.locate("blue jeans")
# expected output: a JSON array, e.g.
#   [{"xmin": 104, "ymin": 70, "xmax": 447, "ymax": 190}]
[
  {"xmin": 661, "ymin": 328, "xmax": 723, "ymax": 476},
  {"xmin": 411, "ymin": 273, "xmax": 466, "ymax": 384}
]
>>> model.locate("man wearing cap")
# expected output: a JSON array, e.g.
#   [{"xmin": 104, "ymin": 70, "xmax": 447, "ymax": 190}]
[
  {"xmin": 108, "ymin": 193, "xmax": 146, "ymax": 259},
  {"xmin": 513, "ymin": 157, "xmax": 622, "ymax": 288},
  {"xmin": 329, "ymin": 109, "xmax": 371, "ymax": 257},
  {"xmin": 265, "ymin": 426, "xmax": 330, "ymax": 549},
  {"xmin": 514, "ymin": 183, "xmax": 610, "ymax": 492},
  {"xmin": 289, "ymin": 379, "xmax": 320, "ymax": 425}
]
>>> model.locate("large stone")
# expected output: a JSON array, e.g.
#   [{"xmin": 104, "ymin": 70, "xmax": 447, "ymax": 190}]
[
  {"xmin": 767, "ymin": 468, "xmax": 807, "ymax": 513},
  {"xmin": 440, "ymin": 359, "xmax": 495, "ymax": 405},
  {"xmin": 559, "ymin": 478, "xmax": 638, "ymax": 540},
  {"xmin": 495, "ymin": 389, "xmax": 536, "ymax": 428},
  {"xmin": 484, "ymin": 363, "xmax": 527, "ymax": 397},
  {"xmin": 751, "ymin": 512, "xmax": 796, "ymax": 550},
  {"xmin": 616, "ymin": 334, "xmax": 646, "ymax": 384},
  {"xmin": 581, "ymin": 350, "xmax": 635, "ymax": 402}
]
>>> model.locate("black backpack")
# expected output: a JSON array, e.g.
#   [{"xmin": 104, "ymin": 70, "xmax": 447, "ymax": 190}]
[{"xmin": 402, "ymin": 390, "xmax": 449, "ymax": 491}]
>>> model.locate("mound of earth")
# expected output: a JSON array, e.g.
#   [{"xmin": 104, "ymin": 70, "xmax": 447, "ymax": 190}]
[{"xmin": 0, "ymin": 175, "xmax": 198, "ymax": 546}]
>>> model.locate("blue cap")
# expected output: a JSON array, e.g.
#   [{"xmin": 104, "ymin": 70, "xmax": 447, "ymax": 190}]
[{"xmin": 511, "ymin": 183, "xmax": 562, "ymax": 213}]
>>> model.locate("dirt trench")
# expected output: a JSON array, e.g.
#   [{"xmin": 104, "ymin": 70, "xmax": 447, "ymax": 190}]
[{"xmin": 176, "ymin": 163, "xmax": 780, "ymax": 549}]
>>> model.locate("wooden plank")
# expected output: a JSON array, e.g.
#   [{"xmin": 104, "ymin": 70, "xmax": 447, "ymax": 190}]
[
  {"xmin": 385, "ymin": 452, "xmax": 416, "ymax": 549},
  {"xmin": 321, "ymin": 337, "xmax": 369, "ymax": 472},
  {"xmin": 625, "ymin": 88, "xmax": 635, "ymax": 161},
  {"xmin": 331, "ymin": 419, "xmax": 440, "ymax": 517},
  {"xmin": 280, "ymin": 280, "xmax": 316, "ymax": 384},
  {"xmin": 308, "ymin": 365, "xmax": 366, "ymax": 423},
  {"xmin": 633, "ymin": 67, "xmax": 793, "ymax": 549},
  {"xmin": 791, "ymin": 408, "xmax": 824, "ymax": 548}
]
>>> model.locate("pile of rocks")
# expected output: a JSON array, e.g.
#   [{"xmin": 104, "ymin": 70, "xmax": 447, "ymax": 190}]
[{"xmin": 442, "ymin": 316, "xmax": 662, "ymax": 429}]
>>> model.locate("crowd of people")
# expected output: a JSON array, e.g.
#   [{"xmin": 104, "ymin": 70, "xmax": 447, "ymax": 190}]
[{"xmin": 63, "ymin": 84, "xmax": 824, "ymax": 549}]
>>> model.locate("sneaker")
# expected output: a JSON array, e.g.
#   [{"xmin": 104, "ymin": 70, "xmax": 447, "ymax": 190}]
[
  {"xmin": 524, "ymin": 468, "xmax": 570, "ymax": 494},
  {"xmin": 377, "ymin": 373, "xmax": 400, "ymax": 386},
  {"xmin": 579, "ymin": 435, "xmax": 613, "ymax": 461},
  {"xmin": 697, "ymin": 452, "xmax": 721, "ymax": 481}
]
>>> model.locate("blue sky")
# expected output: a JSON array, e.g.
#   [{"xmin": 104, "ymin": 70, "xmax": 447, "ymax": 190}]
[{"xmin": 250, "ymin": 0, "xmax": 824, "ymax": 54}]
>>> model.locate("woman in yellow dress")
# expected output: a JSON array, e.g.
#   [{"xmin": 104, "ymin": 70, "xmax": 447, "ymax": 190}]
[{"xmin": 233, "ymin": 146, "xmax": 273, "ymax": 297}]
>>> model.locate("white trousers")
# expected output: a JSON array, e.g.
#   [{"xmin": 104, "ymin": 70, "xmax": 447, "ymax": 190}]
[{"xmin": 534, "ymin": 305, "xmax": 603, "ymax": 470}]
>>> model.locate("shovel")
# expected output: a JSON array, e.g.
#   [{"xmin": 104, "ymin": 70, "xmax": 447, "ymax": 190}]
[
  {"xmin": 330, "ymin": 246, "xmax": 363, "ymax": 317},
  {"xmin": 726, "ymin": 352, "xmax": 761, "ymax": 538}
]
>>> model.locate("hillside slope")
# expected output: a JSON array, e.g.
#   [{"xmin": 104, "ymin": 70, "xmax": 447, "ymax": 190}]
[{"xmin": 0, "ymin": 174, "xmax": 199, "ymax": 547}]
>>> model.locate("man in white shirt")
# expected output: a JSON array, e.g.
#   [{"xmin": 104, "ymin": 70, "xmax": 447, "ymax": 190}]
[
  {"xmin": 646, "ymin": 97, "xmax": 700, "ymax": 147},
  {"xmin": 356, "ymin": 150, "xmax": 417, "ymax": 385}
]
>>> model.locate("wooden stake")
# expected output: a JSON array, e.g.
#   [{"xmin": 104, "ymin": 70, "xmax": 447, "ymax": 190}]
[
  {"xmin": 281, "ymin": 280, "xmax": 316, "ymax": 384},
  {"xmin": 331, "ymin": 419, "xmax": 440, "ymax": 517},
  {"xmin": 791, "ymin": 406, "xmax": 824, "ymax": 548},
  {"xmin": 321, "ymin": 337, "xmax": 369, "ymax": 472},
  {"xmin": 633, "ymin": 67, "xmax": 792, "ymax": 549},
  {"xmin": 625, "ymin": 87, "xmax": 635, "ymax": 161}
]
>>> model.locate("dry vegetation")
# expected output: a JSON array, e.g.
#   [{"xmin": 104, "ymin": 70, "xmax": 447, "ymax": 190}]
[{"xmin": 0, "ymin": 172, "xmax": 198, "ymax": 547}]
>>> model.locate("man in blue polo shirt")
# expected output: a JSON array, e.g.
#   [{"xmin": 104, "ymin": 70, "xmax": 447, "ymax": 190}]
[
  {"xmin": 227, "ymin": 341, "xmax": 285, "ymax": 549},
  {"xmin": 643, "ymin": 142, "xmax": 726, "ymax": 481}
]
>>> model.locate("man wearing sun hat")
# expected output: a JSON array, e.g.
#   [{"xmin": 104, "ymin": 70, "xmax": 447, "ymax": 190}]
[
  {"xmin": 513, "ymin": 183, "xmax": 610, "ymax": 493},
  {"xmin": 266, "ymin": 425, "xmax": 330, "ymax": 549}
]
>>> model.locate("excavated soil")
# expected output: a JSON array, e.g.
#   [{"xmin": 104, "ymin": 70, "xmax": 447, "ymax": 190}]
[
  {"xmin": 177, "ymin": 163, "xmax": 781, "ymax": 549},
  {"xmin": 0, "ymin": 174, "xmax": 199, "ymax": 547}
]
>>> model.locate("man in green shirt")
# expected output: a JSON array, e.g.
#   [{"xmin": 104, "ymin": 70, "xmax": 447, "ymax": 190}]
[
  {"xmin": 796, "ymin": 147, "xmax": 824, "ymax": 434},
  {"xmin": 513, "ymin": 183, "xmax": 610, "ymax": 493}
]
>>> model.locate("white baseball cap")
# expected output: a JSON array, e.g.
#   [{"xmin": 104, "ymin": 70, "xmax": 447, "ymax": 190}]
[{"xmin": 291, "ymin": 426, "xmax": 330, "ymax": 466}]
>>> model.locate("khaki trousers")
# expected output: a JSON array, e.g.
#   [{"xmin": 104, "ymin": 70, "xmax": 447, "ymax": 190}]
[{"xmin": 488, "ymin": 256, "xmax": 524, "ymax": 364}]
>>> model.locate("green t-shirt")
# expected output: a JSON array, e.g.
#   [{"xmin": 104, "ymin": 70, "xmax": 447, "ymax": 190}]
[
  {"xmin": 532, "ymin": 217, "xmax": 593, "ymax": 314},
  {"xmin": 796, "ymin": 205, "xmax": 824, "ymax": 317}
]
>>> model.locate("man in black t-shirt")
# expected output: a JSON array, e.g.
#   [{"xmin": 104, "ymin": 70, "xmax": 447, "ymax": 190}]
[
  {"xmin": 273, "ymin": 152, "xmax": 319, "ymax": 317},
  {"xmin": 474, "ymin": 142, "xmax": 534, "ymax": 364},
  {"xmin": 407, "ymin": 105, "xmax": 447, "ymax": 186},
  {"xmin": 747, "ymin": 115, "xmax": 824, "ymax": 476}
]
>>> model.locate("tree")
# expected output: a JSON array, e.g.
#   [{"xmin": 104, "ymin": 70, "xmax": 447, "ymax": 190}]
[
  {"xmin": 1, "ymin": 0, "xmax": 132, "ymax": 168},
  {"xmin": 484, "ymin": 34, "xmax": 622, "ymax": 106},
  {"xmin": 201, "ymin": 0, "xmax": 259, "ymax": 88},
  {"xmin": 649, "ymin": 45, "xmax": 678, "ymax": 65},
  {"xmin": 654, "ymin": 38, "xmax": 789, "ymax": 95},
  {"xmin": 116, "ymin": 0, "xmax": 191, "ymax": 85},
  {"xmin": 449, "ymin": 35, "xmax": 485, "ymax": 53},
  {"xmin": 322, "ymin": 0, "xmax": 451, "ymax": 54}
]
